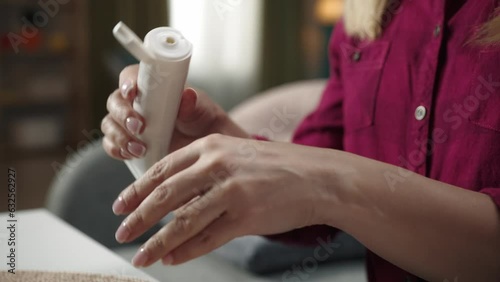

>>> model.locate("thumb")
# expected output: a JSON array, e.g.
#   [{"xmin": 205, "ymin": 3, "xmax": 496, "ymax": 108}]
[
  {"xmin": 177, "ymin": 88, "xmax": 199, "ymax": 122},
  {"xmin": 176, "ymin": 88, "xmax": 222, "ymax": 136}
]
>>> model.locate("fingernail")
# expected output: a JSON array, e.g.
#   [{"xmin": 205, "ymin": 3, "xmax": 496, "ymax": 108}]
[
  {"xmin": 112, "ymin": 196, "xmax": 125, "ymax": 215},
  {"xmin": 162, "ymin": 254, "xmax": 173, "ymax": 265},
  {"xmin": 126, "ymin": 117, "xmax": 143, "ymax": 135},
  {"xmin": 121, "ymin": 79, "xmax": 134, "ymax": 98},
  {"xmin": 185, "ymin": 87, "xmax": 197, "ymax": 95},
  {"xmin": 115, "ymin": 221, "xmax": 130, "ymax": 243},
  {"xmin": 132, "ymin": 247, "xmax": 149, "ymax": 267},
  {"xmin": 128, "ymin": 142, "xmax": 146, "ymax": 158},
  {"xmin": 120, "ymin": 148, "xmax": 133, "ymax": 159}
]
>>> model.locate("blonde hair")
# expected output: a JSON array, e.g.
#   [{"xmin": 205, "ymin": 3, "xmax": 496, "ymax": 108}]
[
  {"xmin": 343, "ymin": 0, "xmax": 389, "ymax": 40},
  {"xmin": 343, "ymin": 0, "xmax": 500, "ymax": 44},
  {"xmin": 475, "ymin": 8, "xmax": 500, "ymax": 45}
]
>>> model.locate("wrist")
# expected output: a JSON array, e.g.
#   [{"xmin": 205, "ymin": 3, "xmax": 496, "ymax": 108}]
[{"xmin": 314, "ymin": 150, "xmax": 365, "ymax": 230}]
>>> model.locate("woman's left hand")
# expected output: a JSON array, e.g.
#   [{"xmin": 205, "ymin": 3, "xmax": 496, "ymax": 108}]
[{"xmin": 112, "ymin": 134, "xmax": 342, "ymax": 267}]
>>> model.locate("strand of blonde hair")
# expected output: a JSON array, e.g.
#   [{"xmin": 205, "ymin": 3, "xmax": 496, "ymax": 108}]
[
  {"xmin": 475, "ymin": 7, "xmax": 500, "ymax": 45},
  {"xmin": 343, "ymin": 0, "xmax": 499, "ymax": 44},
  {"xmin": 343, "ymin": 0, "xmax": 389, "ymax": 40}
]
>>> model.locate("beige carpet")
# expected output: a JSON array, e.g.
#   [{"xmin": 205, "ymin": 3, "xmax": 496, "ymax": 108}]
[{"xmin": 0, "ymin": 270, "xmax": 151, "ymax": 282}]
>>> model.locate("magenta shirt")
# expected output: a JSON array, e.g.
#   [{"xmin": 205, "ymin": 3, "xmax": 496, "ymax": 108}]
[{"xmin": 269, "ymin": 1, "xmax": 500, "ymax": 281}]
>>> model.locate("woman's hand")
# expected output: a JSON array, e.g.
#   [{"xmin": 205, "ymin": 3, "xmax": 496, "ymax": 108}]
[
  {"xmin": 111, "ymin": 134, "xmax": 342, "ymax": 267},
  {"xmin": 101, "ymin": 64, "xmax": 249, "ymax": 160}
]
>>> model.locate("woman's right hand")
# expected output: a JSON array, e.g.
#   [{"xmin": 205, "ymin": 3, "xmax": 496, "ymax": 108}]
[{"xmin": 101, "ymin": 64, "xmax": 249, "ymax": 160}]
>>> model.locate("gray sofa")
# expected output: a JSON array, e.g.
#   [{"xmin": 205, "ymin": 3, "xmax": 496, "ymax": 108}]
[{"xmin": 46, "ymin": 80, "xmax": 367, "ymax": 282}]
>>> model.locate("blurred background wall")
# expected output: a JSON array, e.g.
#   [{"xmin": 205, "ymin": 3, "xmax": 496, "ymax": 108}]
[{"xmin": 0, "ymin": 0, "xmax": 343, "ymax": 211}]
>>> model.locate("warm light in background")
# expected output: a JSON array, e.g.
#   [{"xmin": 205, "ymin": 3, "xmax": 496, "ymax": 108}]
[{"xmin": 315, "ymin": 0, "xmax": 344, "ymax": 25}]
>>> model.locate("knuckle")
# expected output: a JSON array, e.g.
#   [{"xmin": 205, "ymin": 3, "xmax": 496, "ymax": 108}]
[
  {"xmin": 109, "ymin": 126, "xmax": 131, "ymax": 147},
  {"xmin": 100, "ymin": 116, "xmax": 109, "ymax": 133},
  {"xmin": 114, "ymin": 107, "xmax": 135, "ymax": 124},
  {"xmin": 172, "ymin": 212, "xmax": 193, "ymax": 235},
  {"xmin": 200, "ymin": 133, "xmax": 223, "ymax": 150},
  {"xmin": 102, "ymin": 117, "xmax": 127, "ymax": 144},
  {"xmin": 124, "ymin": 183, "xmax": 140, "ymax": 206},
  {"xmin": 205, "ymin": 159, "xmax": 232, "ymax": 186},
  {"xmin": 108, "ymin": 95, "xmax": 134, "ymax": 121},
  {"xmin": 149, "ymin": 235, "xmax": 166, "ymax": 252},
  {"xmin": 116, "ymin": 132, "xmax": 130, "ymax": 147},
  {"xmin": 152, "ymin": 184, "xmax": 171, "ymax": 206},
  {"xmin": 131, "ymin": 210, "xmax": 146, "ymax": 228},
  {"xmin": 103, "ymin": 129, "xmax": 130, "ymax": 155},
  {"xmin": 109, "ymin": 147, "xmax": 121, "ymax": 159},
  {"xmin": 221, "ymin": 178, "xmax": 243, "ymax": 198},
  {"xmin": 147, "ymin": 162, "xmax": 169, "ymax": 184},
  {"xmin": 210, "ymin": 145, "xmax": 235, "ymax": 167},
  {"xmin": 121, "ymin": 107, "xmax": 136, "ymax": 121},
  {"xmin": 198, "ymin": 230, "xmax": 216, "ymax": 249},
  {"xmin": 106, "ymin": 90, "xmax": 118, "ymax": 112},
  {"xmin": 223, "ymin": 178, "xmax": 240, "ymax": 191},
  {"xmin": 208, "ymin": 154, "xmax": 227, "ymax": 172},
  {"xmin": 103, "ymin": 137, "xmax": 121, "ymax": 159}
]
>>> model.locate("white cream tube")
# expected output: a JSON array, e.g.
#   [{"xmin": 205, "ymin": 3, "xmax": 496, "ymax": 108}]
[{"xmin": 113, "ymin": 22, "xmax": 193, "ymax": 179}]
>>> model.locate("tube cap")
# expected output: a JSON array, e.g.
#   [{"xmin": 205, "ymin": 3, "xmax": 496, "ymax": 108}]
[{"xmin": 113, "ymin": 21, "xmax": 156, "ymax": 64}]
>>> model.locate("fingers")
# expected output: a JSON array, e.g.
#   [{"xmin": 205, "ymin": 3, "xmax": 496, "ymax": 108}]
[
  {"xmin": 102, "ymin": 136, "xmax": 123, "ymax": 160},
  {"xmin": 166, "ymin": 213, "xmax": 239, "ymax": 265},
  {"xmin": 119, "ymin": 64, "xmax": 139, "ymax": 101},
  {"xmin": 106, "ymin": 89, "xmax": 145, "ymax": 136},
  {"xmin": 130, "ymin": 188, "xmax": 229, "ymax": 267},
  {"xmin": 101, "ymin": 114, "xmax": 146, "ymax": 160},
  {"xmin": 115, "ymin": 163, "xmax": 214, "ymax": 243},
  {"xmin": 102, "ymin": 64, "xmax": 143, "ymax": 160},
  {"xmin": 102, "ymin": 65, "xmax": 144, "ymax": 161},
  {"xmin": 112, "ymin": 144, "xmax": 200, "ymax": 216},
  {"xmin": 175, "ymin": 88, "xmax": 224, "ymax": 136},
  {"xmin": 176, "ymin": 88, "xmax": 198, "ymax": 122}
]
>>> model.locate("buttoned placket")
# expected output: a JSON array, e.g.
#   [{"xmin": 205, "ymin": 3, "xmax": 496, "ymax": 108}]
[
  {"xmin": 406, "ymin": 2, "xmax": 446, "ymax": 178},
  {"xmin": 402, "ymin": 2, "xmax": 447, "ymax": 282}
]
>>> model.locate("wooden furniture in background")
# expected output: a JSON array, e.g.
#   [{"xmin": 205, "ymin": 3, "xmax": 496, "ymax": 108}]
[{"xmin": 0, "ymin": 0, "xmax": 89, "ymax": 211}]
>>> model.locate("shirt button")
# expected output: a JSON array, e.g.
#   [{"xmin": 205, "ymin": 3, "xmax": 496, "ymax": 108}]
[
  {"xmin": 415, "ymin": 105, "xmax": 427, "ymax": 121},
  {"xmin": 352, "ymin": 51, "xmax": 361, "ymax": 62},
  {"xmin": 433, "ymin": 24, "xmax": 441, "ymax": 37}
]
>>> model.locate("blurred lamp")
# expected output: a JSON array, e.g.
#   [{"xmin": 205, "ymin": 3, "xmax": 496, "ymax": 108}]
[{"xmin": 315, "ymin": 0, "xmax": 344, "ymax": 25}]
